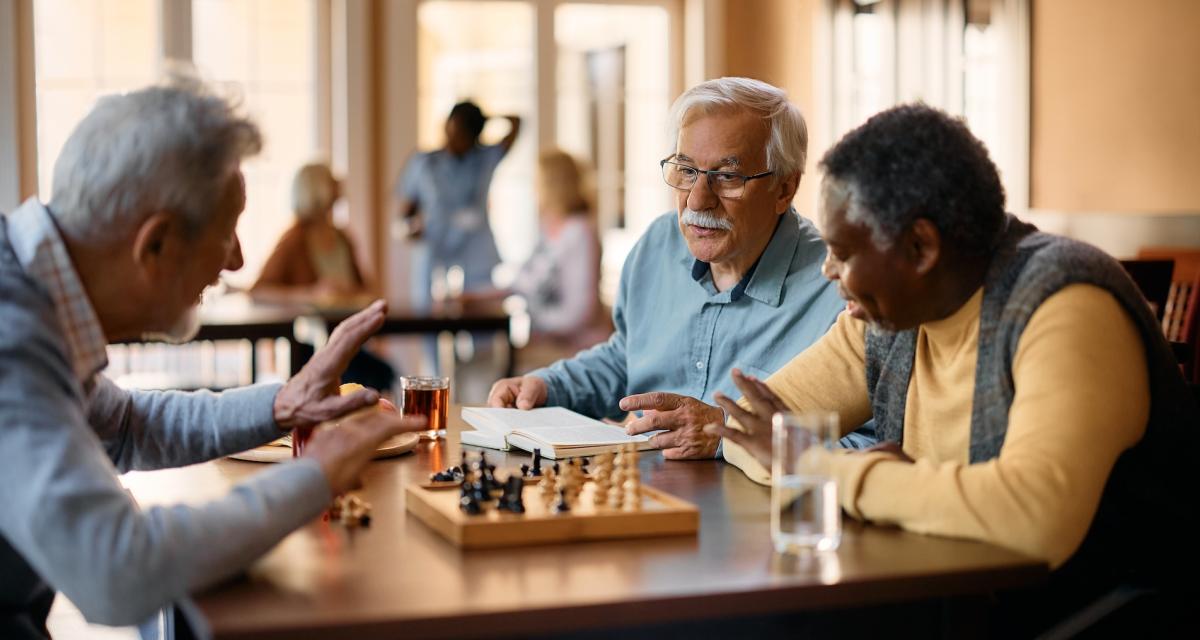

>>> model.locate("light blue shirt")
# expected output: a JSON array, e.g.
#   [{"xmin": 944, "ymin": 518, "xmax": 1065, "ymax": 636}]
[
  {"xmin": 531, "ymin": 209, "xmax": 848, "ymax": 424},
  {"xmin": 397, "ymin": 144, "xmax": 506, "ymax": 290},
  {"xmin": 0, "ymin": 202, "xmax": 331, "ymax": 632}
]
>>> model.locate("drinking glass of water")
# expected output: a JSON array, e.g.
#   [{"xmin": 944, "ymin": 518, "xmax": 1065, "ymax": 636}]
[{"xmin": 771, "ymin": 412, "xmax": 841, "ymax": 553}]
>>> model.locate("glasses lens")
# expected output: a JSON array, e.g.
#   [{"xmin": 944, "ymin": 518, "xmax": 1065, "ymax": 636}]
[
  {"xmin": 711, "ymin": 172, "xmax": 746, "ymax": 198},
  {"xmin": 663, "ymin": 162, "xmax": 696, "ymax": 190}
]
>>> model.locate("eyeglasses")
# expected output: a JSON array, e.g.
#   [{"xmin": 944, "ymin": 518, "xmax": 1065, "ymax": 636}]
[{"xmin": 660, "ymin": 158, "xmax": 774, "ymax": 199}]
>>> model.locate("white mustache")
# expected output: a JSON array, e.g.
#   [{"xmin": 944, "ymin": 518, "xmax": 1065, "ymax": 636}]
[{"xmin": 681, "ymin": 208, "xmax": 734, "ymax": 231}]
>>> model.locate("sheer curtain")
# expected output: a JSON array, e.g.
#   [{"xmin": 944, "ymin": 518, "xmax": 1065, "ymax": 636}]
[{"xmin": 825, "ymin": 0, "xmax": 1030, "ymax": 212}]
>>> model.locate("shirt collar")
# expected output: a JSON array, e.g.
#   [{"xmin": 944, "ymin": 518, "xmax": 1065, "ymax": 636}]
[
  {"xmin": 688, "ymin": 210, "xmax": 800, "ymax": 306},
  {"xmin": 7, "ymin": 198, "xmax": 109, "ymax": 382}
]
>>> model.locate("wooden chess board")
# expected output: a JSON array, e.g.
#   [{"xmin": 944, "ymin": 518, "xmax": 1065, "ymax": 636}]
[{"xmin": 405, "ymin": 481, "xmax": 699, "ymax": 549}]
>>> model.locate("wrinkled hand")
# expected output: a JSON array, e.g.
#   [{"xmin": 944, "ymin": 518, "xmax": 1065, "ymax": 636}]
[
  {"xmin": 487, "ymin": 376, "xmax": 548, "ymax": 410},
  {"xmin": 619, "ymin": 392, "xmax": 724, "ymax": 460},
  {"xmin": 704, "ymin": 369, "xmax": 790, "ymax": 468},
  {"xmin": 303, "ymin": 407, "xmax": 426, "ymax": 495},
  {"xmin": 274, "ymin": 300, "xmax": 388, "ymax": 431}
]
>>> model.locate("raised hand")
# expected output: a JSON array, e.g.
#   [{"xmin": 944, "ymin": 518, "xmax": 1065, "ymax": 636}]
[
  {"xmin": 274, "ymin": 300, "xmax": 388, "ymax": 431},
  {"xmin": 704, "ymin": 369, "xmax": 790, "ymax": 468}
]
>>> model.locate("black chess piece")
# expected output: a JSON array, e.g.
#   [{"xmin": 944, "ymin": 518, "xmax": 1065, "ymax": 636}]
[
  {"xmin": 459, "ymin": 493, "xmax": 482, "ymax": 515},
  {"xmin": 553, "ymin": 486, "xmax": 571, "ymax": 514},
  {"xmin": 530, "ymin": 449, "xmax": 544, "ymax": 476},
  {"xmin": 520, "ymin": 463, "xmax": 531, "ymax": 478},
  {"xmin": 430, "ymin": 465, "xmax": 464, "ymax": 482},
  {"xmin": 482, "ymin": 463, "xmax": 499, "ymax": 496},
  {"xmin": 459, "ymin": 473, "xmax": 482, "ymax": 514},
  {"xmin": 497, "ymin": 475, "xmax": 525, "ymax": 514}
]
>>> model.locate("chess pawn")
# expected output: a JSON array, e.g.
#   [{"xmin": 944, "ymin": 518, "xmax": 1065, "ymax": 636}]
[
  {"xmin": 538, "ymin": 467, "xmax": 557, "ymax": 504},
  {"xmin": 566, "ymin": 460, "xmax": 584, "ymax": 503},
  {"xmin": 622, "ymin": 476, "xmax": 641, "ymax": 511},
  {"xmin": 607, "ymin": 463, "xmax": 625, "ymax": 509},
  {"xmin": 591, "ymin": 458, "xmax": 612, "ymax": 506},
  {"xmin": 553, "ymin": 486, "xmax": 571, "ymax": 514}
]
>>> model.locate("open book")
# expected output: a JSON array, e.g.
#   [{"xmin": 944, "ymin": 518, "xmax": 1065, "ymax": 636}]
[{"xmin": 459, "ymin": 407, "xmax": 659, "ymax": 459}]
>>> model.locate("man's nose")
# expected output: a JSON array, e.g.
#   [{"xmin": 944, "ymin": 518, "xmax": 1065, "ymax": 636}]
[
  {"xmin": 686, "ymin": 173, "xmax": 719, "ymax": 211},
  {"xmin": 225, "ymin": 234, "xmax": 245, "ymax": 271},
  {"xmin": 821, "ymin": 252, "xmax": 838, "ymax": 280}
]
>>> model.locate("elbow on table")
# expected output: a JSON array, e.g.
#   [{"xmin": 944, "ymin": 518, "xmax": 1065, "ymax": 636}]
[{"xmin": 991, "ymin": 512, "xmax": 1088, "ymax": 571}]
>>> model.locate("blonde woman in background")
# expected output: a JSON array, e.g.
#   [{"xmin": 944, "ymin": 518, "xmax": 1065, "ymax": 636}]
[
  {"xmin": 252, "ymin": 163, "xmax": 372, "ymax": 302},
  {"xmin": 253, "ymin": 163, "xmax": 394, "ymax": 391},
  {"xmin": 512, "ymin": 149, "xmax": 608, "ymax": 345}
]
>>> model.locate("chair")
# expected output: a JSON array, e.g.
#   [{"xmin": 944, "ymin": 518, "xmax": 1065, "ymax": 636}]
[
  {"xmin": 1137, "ymin": 248, "xmax": 1200, "ymax": 382},
  {"xmin": 1118, "ymin": 259, "xmax": 1174, "ymax": 323}
]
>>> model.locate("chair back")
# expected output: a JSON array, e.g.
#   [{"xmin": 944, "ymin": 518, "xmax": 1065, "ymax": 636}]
[{"xmin": 1119, "ymin": 259, "xmax": 1174, "ymax": 323}]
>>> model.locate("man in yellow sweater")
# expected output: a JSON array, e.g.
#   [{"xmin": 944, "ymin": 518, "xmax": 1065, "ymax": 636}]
[{"xmin": 709, "ymin": 104, "xmax": 1197, "ymax": 633}]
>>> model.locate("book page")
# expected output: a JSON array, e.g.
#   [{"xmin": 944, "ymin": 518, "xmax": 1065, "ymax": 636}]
[
  {"xmin": 512, "ymin": 425, "xmax": 648, "ymax": 447},
  {"xmin": 461, "ymin": 407, "xmax": 607, "ymax": 433}
]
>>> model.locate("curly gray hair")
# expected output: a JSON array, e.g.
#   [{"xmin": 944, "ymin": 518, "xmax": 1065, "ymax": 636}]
[{"xmin": 49, "ymin": 76, "xmax": 262, "ymax": 243}]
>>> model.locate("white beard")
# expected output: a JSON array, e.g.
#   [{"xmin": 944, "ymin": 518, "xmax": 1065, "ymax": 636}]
[{"xmin": 140, "ymin": 304, "xmax": 201, "ymax": 344}]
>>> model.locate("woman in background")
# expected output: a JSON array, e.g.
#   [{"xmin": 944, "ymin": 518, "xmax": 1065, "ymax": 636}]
[
  {"xmin": 512, "ymin": 149, "xmax": 607, "ymax": 346},
  {"xmin": 253, "ymin": 163, "xmax": 394, "ymax": 391},
  {"xmin": 252, "ymin": 163, "xmax": 370, "ymax": 302}
]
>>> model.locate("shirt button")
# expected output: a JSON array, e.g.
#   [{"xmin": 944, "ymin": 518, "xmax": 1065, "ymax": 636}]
[{"xmin": 695, "ymin": 361, "xmax": 705, "ymax": 370}]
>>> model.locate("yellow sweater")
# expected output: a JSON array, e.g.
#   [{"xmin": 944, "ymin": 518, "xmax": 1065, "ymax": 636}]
[{"xmin": 724, "ymin": 284, "xmax": 1150, "ymax": 568}]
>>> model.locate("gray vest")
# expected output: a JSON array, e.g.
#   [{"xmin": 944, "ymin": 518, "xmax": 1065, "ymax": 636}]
[{"xmin": 865, "ymin": 215, "xmax": 1197, "ymax": 581}]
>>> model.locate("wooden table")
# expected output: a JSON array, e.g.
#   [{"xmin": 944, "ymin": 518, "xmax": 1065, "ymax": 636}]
[{"xmin": 122, "ymin": 410, "xmax": 1047, "ymax": 639}]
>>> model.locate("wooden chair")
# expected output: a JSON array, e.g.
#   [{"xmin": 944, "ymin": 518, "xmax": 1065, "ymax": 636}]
[{"xmin": 1137, "ymin": 248, "xmax": 1200, "ymax": 382}]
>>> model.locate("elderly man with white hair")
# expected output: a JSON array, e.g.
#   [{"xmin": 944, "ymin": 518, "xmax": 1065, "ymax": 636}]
[
  {"xmin": 0, "ymin": 80, "xmax": 423, "ymax": 637},
  {"xmin": 489, "ymin": 77, "xmax": 873, "ymax": 459}
]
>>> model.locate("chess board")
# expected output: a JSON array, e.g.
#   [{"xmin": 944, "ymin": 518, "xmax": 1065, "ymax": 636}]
[{"xmin": 405, "ymin": 481, "xmax": 699, "ymax": 548}]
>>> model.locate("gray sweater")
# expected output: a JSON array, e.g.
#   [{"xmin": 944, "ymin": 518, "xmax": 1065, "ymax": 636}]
[{"xmin": 0, "ymin": 216, "xmax": 331, "ymax": 635}]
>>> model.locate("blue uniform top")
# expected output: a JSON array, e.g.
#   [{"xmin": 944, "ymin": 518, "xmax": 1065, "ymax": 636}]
[{"xmin": 397, "ymin": 144, "xmax": 507, "ymax": 289}]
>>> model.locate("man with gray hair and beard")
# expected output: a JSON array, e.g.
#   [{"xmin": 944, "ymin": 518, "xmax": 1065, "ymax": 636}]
[
  {"xmin": 489, "ymin": 77, "xmax": 873, "ymax": 458},
  {"xmin": 0, "ymin": 79, "xmax": 423, "ymax": 637}
]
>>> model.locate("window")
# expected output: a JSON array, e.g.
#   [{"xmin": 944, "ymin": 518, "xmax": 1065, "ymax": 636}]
[
  {"xmin": 32, "ymin": 0, "xmax": 159, "ymax": 198},
  {"xmin": 555, "ymin": 3, "xmax": 673, "ymax": 235},
  {"xmin": 827, "ymin": 0, "xmax": 1030, "ymax": 210},
  {"xmin": 417, "ymin": 1, "xmax": 537, "ymax": 266},
  {"xmin": 193, "ymin": 0, "xmax": 321, "ymax": 288},
  {"xmin": 415, "ymin": 0, "xmax": 680, "ymax": 304}
]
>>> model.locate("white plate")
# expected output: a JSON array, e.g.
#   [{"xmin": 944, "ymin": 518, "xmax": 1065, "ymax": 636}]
[{"xmin": 228, "ymin": 432, "xmax": 421, "ymax": 463}]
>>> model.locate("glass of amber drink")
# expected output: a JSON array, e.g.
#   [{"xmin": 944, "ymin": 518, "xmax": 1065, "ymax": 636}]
[{"xmin": 401, "ymin": 376, "xmax": 449, "ymax": 439}]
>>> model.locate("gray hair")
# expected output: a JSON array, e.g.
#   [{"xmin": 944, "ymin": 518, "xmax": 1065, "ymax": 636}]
[
  {"xmin": 822, "ymin": 176, "xmax": 891, "ymax": 248},
  {"xmin": 292, "ymin": 163, "xmax": 338, "ymax": 223},
  {"xmin": 818, "ymin": 103, "xmax": 1006, "ymax": 256},
  {"xmin": 49, "ymin": 77, "xmax": 262, "ymax": 244},
  {"xmin": 668, "ymin": 77, "xmax": 808, "ymax": 178}
]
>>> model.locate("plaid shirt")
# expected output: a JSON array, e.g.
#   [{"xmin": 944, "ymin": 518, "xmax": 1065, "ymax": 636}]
[{"xmin": 6, "ymin": 198, "xmax": 108, "ymax": 385}]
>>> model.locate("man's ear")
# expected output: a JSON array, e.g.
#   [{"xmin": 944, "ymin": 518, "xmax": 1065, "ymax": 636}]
[
  {"xmin": 907, "ymin": 217, "xmax": 941, "ymax": 276},
  {"xmin": 131, "ymin": 212, "xmax": 175, "ymax": 279},
  {"xmin": 774, "ymin": 171, "xmax": 801, "ymax": 214}
]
